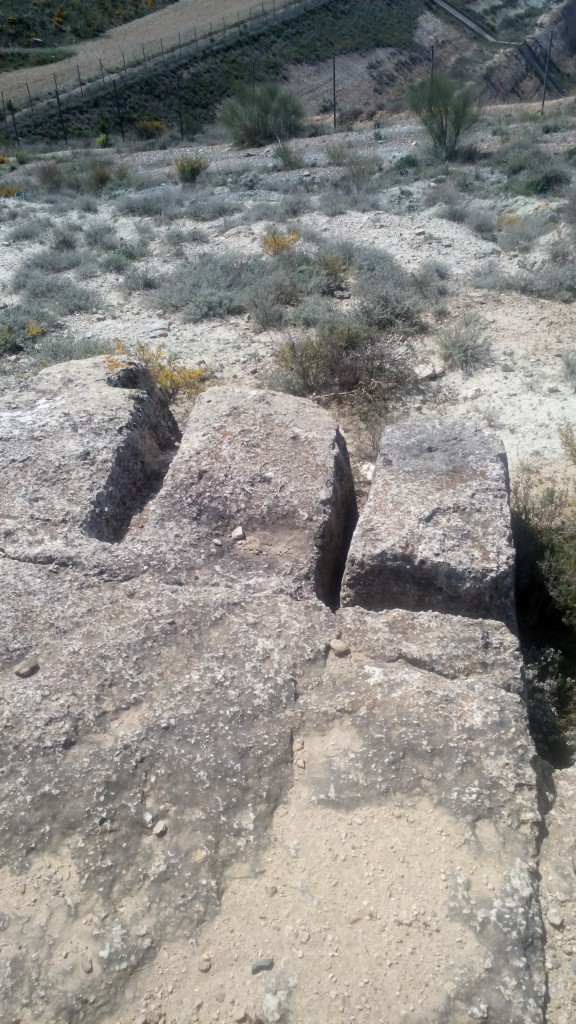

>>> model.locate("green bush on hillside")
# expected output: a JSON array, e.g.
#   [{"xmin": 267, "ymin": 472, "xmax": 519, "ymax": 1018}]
[
  {"xmin": 218, "ymin": 84, "xmax": 304, "ymax": 146},
  {"xmin": 408, "ymin": 74, "xmax": 480, "ymax": 160}
]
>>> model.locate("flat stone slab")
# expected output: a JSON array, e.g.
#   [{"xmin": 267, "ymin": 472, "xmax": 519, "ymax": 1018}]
[
  {"xmin": 341, "ymin": 417, "xmax": 516, "ymax": 627},
  {"xmin": 0, "ymin": 357, "xmax": 179, "ymax": 560}
]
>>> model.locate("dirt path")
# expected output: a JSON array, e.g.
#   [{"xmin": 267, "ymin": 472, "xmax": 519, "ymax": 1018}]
[{"xmin": 0, "ymin": 0, "xmax": 276, "ymax": 107}]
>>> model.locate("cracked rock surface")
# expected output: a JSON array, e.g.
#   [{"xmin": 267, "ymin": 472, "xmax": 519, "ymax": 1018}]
[{"xmin": 0, "ymin": 361, "xmax": 549, "ymax": 1024}]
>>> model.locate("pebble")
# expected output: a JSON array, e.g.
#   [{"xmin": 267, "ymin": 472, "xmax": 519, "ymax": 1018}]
[
  {"xmin": 14, "ymin": 656, "xmax": 40, "ymax": 678},
  {"xmin": 153, "ymin": 820, "xmax": 168, "ymax": 838},
  {"xmin": 234, "ymin": 1013, "xmax": 248, "ymax": 1023},
  {"xmin": 80, "ymin": 954, "xmax": 93, "ymax": 974},
  {"xmin": 547, "ymin": 907, "xmax": 564, "ymax": 928},
  {"xmin": 213, "ymin": 538, "xmax": 222, "ymax": 547},
  {"xmin": 231, "ymin": 526, "xmax": 246, "ymax": 541},
  {"xmin": 329, "ymin": 638, "xmax": 350, "ymax": 658},
  {"xmin": 198, "ymin": 956, "xmax": 212, "ymax": 973},
  {"xmin": 251, "ymin": 956, "xmax": 274, "ymax": 975},
  {"xmin": 265, "ymin": 885, "xmax": 278, "ymax": 897}
]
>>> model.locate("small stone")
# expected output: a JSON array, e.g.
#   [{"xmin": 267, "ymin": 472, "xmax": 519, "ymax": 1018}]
[
  {"xmin": 298, "ymin": 928, "xmax": 310, "ymax": 943},
  {"xmin": 547, "ymin": 907, "xmax": 564, "ymax": 928},
  {"xmin": 500, "ymin": 363, "xmax": 514, "ymax": 373},
  {"xmin": 144, "ymin": 320, "xmax": 171, "ymax": 333},
  {"xmin": 213, "ymin": 539, "xmax": 222, "ymax": 547},
  {"xmin": 215, "ymin": 989, "xmax": 226, "ymax": 1003},
  {"xmin": 251, "ymin": 956, "xmax": 274, "ymax": 975},
  {"xmin": 234, "ymin": 1012, "xmax": 248, "ymax": 1023},
  {"xmin": 329, "ymin": 638, "xmax": 350, "ymax": 658},
  {"xmin": 198, "ymin": 956, "xmax": 212, "ymax": 973},
  {"xmin": 231, "ymin": 526, "xmax": 246, "ymax": 541},
  {"xmin": 15, "ymin": 657, "xmax": 40, "ymax": 678},
  {"xmin": 265, "ymin": 885, "xmax": 278, "ymax": 897},
  {"xmin": 80, "ymin": 954, "xmax": 93, "ymax": 974},
  {"xmin": 153, "ymin": 820, "xmax": 168, "ymax": 838}
]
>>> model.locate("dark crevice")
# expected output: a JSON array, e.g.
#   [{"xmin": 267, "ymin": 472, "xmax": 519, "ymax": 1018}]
[
  {"xmin": 83, "ymin": 366, "xmax": 181, "ymax": 543},
  {"xmin": 513, "ymin": 511, "xmax": 576, "ymax": 770},
  {"xmin": 314, "ymin": 428, "xmax": 358, "ymax": 611}
]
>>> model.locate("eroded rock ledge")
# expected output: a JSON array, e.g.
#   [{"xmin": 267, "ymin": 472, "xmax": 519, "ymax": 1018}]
[{"xmin": 0, "ymin": 360, "xmax": 547, "ymax": 1024}]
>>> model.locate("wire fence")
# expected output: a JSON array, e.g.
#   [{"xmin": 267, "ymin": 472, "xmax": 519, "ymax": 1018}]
[
  {"xmin": 0, "ymin": 0, "xmax": 310, "ymax": 111},
  {"xmin": 0, "ymin": 0, "xmax": 565, "ymax": 151}
]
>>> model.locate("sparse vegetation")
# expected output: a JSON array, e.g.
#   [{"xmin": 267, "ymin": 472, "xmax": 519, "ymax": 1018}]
[
  {"xmin": 437, "ymin": 314, "xmax": 491, "ymax": 375},
  {"xmin": 175, "ymin": 155, "xmax": 209, "ymax": 184},
  {"xmin": 109, "ymin": 341, "xmax": 208, "ymax": 402}
]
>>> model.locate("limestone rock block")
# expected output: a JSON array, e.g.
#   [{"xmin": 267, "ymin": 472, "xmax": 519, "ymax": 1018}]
[
  {"xmin": 133, "ymin": 387, "xmax": 357, "ymax": 603},
  {"xmin": 0, "ymin": 357, "xmax": 179, "ymax": 560},
  {"xmin": 341, "ymin": 417, "xmax": 516, "ymax": 627}
]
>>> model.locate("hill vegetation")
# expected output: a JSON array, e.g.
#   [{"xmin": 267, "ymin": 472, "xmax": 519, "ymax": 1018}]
[
  {"xmin": 0, "ymin": 0, "xmax": 175, "ymax": 48},
  {"xmin": 7, "ymin": 0, "xmax": 424, "ymax": 145}
]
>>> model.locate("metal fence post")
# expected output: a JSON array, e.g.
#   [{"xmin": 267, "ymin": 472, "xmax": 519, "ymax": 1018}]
[
  {"xmin": 541, "ymin": 31, "xmax": 553, "ymax": 115},
  {"xmin": 176, "ymin": 72, "xmax": 184, "ymax": 139},
  {"xmin": 53, "ymin": 74, "xmax": 68, "ymax": 147},
  {"xmin": 26, "ymin": 82, "xmax": 35, "ymax": 116},
  {"xmin": 333, "ymin": 54, "xmax": 336, "ymax": 129}
]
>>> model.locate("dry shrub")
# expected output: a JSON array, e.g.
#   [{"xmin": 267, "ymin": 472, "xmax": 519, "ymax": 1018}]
[{"xmin": 108, "ymin": 341, "xmax": 208, "ymax": 402}]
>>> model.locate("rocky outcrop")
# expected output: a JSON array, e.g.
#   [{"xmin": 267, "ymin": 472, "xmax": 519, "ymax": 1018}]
[
  {"xmin": 341, "ymin": 417, "xmax": 516, "ymax": 629},
  {"xmin": 0, "ymin": 362, "xmax": 548, "ymax": 1024}
]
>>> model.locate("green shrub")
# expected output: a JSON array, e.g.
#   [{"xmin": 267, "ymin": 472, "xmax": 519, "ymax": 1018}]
[
  {"xmin": 393, "ymin": 154, "xmax": 419, "ymax": 171},
  {"xmin": 0, "ymin": 305, "xmax": 56, "ymax": 355},
  {"xmin": 273, "ymin": 141, "xmax": 304, "ymax": 170},
  {"xmin": 437, "ymin": 314, "xmax": 492, "ymax": 375},
  {"xmin": 273, "ymin": 311, "xmax": 415, "ymax": 403},
  {"xmin": 218, "ymin": 84, "xmax": 304, "ymax": 146},
  {"xmin": 14, "ymin": 273, "xmax": 98, "ymax": 316},
  {"xmin": 33, "ymin": 335, "xmax": 113, "ymax": 367},
  {"xmin": 408, "ymin": 74, "xmax": 480, "ymax": 160},
  {"xmin": 518, "ymin": 168, "xmax": 570, "ymax": 196},
  {"xmin": 175, "ymin": 155, "xmax": 209, "ymax": 183}
]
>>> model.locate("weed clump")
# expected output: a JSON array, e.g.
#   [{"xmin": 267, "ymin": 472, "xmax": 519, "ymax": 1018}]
[
  {"xmin": 175, "ymin": 155, "xmax": 208, "ymax": 183},
  {"xmin": 136, "ymin": 118, "xmax": 168, "ymax": 140},
  {"xmin": 108, "ymin": 341, "xmax": 208, "ymax": 402},
  {"xmin": 437, "ymin": 314, "xmax": 492, "ymax": 375},
  {"xmin": 261, "ymin": 229, "xmax": 301, "ymax": 256},
  {"xmin": 273, "ymin": 312, "xmax": 415, "ymax": 407}
]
